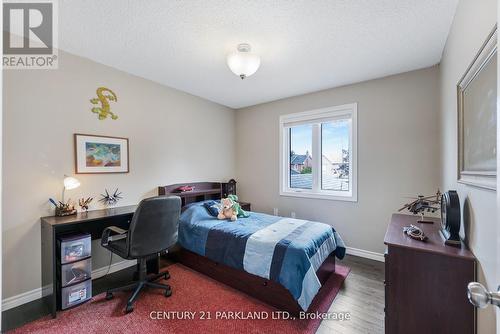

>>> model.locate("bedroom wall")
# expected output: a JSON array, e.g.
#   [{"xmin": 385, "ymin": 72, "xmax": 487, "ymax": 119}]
[
  {"xmin": 439, "ymin": 0, "xmax": 498, "ymax": 333},
  {"xmin": 234, "ymin": 66, "xmax": 440, "ymax": 257},
  {"xmin": 498, "ymin": 3, "xmax": 500, "ymax": 333},
  {"xmin": 2, "ymin": 50, "xmax": 235, "ymax": 302}
]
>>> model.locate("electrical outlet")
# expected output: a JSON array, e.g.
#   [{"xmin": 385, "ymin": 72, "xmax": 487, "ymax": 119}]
[
  {"xmin": 291, "ymin": 212, "xmax": 296, "ymax": 218},
  {"xmin": 273, "ymin": 208, "xmax": 279, "ymax": 216}
]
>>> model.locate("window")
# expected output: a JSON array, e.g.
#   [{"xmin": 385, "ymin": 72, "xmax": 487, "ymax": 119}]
[
  {"xmin": 280, "ymin": 103, "xmax": 357, "ymax": 201},
  {"xmin": 290, "ymin": 124, "xmax": 313, "ymax": 190}
]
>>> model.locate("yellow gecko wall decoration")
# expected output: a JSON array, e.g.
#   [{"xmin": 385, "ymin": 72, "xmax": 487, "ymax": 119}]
[{"xmin": 90, "ymin": 87, "xmax": 118, "ymax": 120}]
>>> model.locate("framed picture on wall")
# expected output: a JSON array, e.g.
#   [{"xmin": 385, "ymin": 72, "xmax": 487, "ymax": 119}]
[
  {"xmin": 457, "ymin": 25, "xmax": 497, "ymax": 190},
  {"xmin": 74, "ymin": 134, "xmax": 129, "ymax": 174}
]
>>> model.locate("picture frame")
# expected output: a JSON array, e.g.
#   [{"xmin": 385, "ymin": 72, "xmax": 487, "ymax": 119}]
[
  {"xmin": 74, "ymin": 134, "xmax": 129, "ymax": 174},
  {"xmin": 457, "ymin": 25, "xmax": 497, "ymax": 191}
]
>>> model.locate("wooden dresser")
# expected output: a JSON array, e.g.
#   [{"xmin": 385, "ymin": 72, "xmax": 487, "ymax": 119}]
[{"xmin": 384, "ymin": 214, "xmax": 476, "ymax": 334}]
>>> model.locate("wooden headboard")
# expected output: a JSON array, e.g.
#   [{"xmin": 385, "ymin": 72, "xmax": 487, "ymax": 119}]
[{"xmin": 158, "ymin": 182, "xmax": 223, "ymax": 208}]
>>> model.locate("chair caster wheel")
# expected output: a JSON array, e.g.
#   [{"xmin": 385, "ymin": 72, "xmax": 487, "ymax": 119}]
[
  {"xmin": 105, "ymin": 292, "xmax": 113, "ymax": 300},
  {"xmin": 164, "ymin": 288, "xmax": 172, "ymax": 297},
  {"xmin": 125, "ymin": 304, "xmax": 134, "ymax": 313}
]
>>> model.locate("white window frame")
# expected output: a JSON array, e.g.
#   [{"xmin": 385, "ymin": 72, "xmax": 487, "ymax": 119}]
[{"xmin": 279, "ymin": 103, "xmax": 358, "ymax": 202}]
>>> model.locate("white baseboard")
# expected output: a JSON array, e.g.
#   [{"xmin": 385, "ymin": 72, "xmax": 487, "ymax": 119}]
[
  {"xmin": 92, "ymin": 259, "xmax": 137, "ymax": 280},
  {"xmin": 1, "ymin": 287, "xmax": 42, "ymax": 312},
  {"xmin": 346, "ymin": 247, "xmax": 385, "ymax": 262},
  {"xmin": 2, "ymin": 259, "xmax": 137, "ymax": 311}
]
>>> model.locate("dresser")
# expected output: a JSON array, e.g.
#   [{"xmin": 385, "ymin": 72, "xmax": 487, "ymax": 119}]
[{"xmin": 384, "ymin": 214, "xmax": 476, "ymax": 334}]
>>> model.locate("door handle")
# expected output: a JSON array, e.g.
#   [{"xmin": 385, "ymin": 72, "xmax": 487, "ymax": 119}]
[{"xmin": 467, "ymin": 282, "xmax": 500, "ymax": 309}]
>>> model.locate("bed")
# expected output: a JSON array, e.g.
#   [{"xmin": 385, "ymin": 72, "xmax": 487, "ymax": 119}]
[{"xmin": 158, "ymin": 182, "xmax": 346, "ymax": 315}]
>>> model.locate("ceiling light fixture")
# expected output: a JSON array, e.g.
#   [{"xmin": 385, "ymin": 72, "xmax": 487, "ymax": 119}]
[{"xmin": 226, "ymin": 43, "xmax": 261, "ymax": 80}]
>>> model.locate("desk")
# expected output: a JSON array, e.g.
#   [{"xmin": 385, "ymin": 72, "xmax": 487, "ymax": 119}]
[{"xmin": 41, "ymin": 205, "xmax": 159, "ymax": 318}]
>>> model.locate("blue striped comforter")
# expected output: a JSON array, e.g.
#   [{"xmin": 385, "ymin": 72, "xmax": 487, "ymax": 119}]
[{"xmin": 178, "ymin": 202, "xmax": 346, "ymax": 311}]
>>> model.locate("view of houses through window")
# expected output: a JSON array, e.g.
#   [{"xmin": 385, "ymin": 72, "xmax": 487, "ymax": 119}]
[
  {"xmin": 290, "ymin": 124, "xmax": 313, "ymax": 189},
  {"xmin": 321, "ymin": 120, "xmax": 350, "ymax": 191},
  {"xmin": 289, "ymin": 120, "xmax": 350, "ymax": 191}
]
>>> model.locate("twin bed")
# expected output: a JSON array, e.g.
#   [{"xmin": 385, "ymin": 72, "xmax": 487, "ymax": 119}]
[{"xmin": 159, "ymin": 182, "xmax": 346, "ymax": 315}]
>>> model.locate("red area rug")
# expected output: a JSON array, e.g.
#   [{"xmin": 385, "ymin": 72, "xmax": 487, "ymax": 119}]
[{"xmin": 11, "ymin": 263, "xmax": 349, "ymax": 334}]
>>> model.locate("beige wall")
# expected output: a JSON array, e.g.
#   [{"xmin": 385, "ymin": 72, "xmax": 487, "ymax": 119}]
[
  {"xmin": 440, "ymin": 0, "xmax": 498, "ymax": 333},
  {"xmin": 235, "ymin": 66, "xmax": 441, "ymax": 255},
  {"xmin": 498, "ymin": 2, "xmax": 500, "ymax": 333},
  {"xmin": 2, "ymin": 50, "xmax": 235, "ymax": 300}
]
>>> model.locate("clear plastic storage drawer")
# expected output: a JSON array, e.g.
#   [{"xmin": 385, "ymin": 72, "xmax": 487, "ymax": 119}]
[
  {"xmin": 58, "ymin": 233, "xmax": 91, "ymax": 264},
  {"xmin": 60, "ymin": 257, "xmax": 92, "ymax": 287},
  {"xmin": 61, "ymin": 279, "xmax": 91, "ymax": 309}
]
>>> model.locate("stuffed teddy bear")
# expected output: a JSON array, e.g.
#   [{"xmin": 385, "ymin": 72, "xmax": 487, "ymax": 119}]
[
  {"xmin": 218, "ymin": 197, "xmax": 238, "ymax": 221},
  {"xmin": 217, "ymin": 194, "xmax": 250, "ymax": 221}
]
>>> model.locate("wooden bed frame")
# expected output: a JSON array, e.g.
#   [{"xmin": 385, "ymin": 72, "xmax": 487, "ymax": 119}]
[{"xmin": 158, "ymin": 182, "xmax": 336, "ymax": 315}]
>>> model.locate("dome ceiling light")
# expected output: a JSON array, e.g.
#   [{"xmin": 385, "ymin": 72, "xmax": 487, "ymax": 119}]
[{"xmin": 226, "ymin": 43, "xmax": 261, "ymax": 80}]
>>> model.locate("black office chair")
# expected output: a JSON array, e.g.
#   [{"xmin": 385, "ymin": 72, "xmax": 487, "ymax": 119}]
[{"xmin": 101, "ymin": 196, "xmax": 181, "ymax": 313}]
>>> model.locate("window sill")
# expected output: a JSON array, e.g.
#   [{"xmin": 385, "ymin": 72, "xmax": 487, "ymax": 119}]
[{"xmin": 280, "ymin": 190, "xmax": 357, "ymax": 202}]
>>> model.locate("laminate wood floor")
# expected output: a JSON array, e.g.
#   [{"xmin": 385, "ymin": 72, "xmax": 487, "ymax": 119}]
[
  {"xmin": 3, "ymin": 255, "xmax": 384, "ymax": 333},
  {"xmin": 317, "ymin": 255, "xmax": 385, "ymax": 334}
]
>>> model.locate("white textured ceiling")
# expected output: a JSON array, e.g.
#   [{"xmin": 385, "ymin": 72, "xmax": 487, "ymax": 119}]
[{"xmin": 59, "ymin": 0, "xmax": 458, "ymax": 109}]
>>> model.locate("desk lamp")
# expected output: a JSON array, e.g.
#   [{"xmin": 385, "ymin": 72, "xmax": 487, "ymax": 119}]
[{"xmin": 62, "ymin": 175, "xmax": 80, "ymax": 203}]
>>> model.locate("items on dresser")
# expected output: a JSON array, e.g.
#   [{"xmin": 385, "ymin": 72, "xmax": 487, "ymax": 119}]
[
  {"xmin": 402, "ymin": 224, "xmax": 427, "ymax": 241},
  {"xmin": 57, "ymin": 233, "xmax": 92, "ymax": 310},
  {"xmin": 440, "ymin": 190, "xmax": 461, "ymax": 246},
  {"xmin": 398, "ymin": 190, "xmax": 441, "ymax": 224},
  {"xmin": 384, "ymin": 214, "xmax": 476, "ymax": 334}
]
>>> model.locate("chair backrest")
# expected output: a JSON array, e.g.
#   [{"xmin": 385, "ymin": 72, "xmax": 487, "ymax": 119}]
[{"xmin": 127, "ymin": 196, "xmax": 181, "ymax": 258}]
